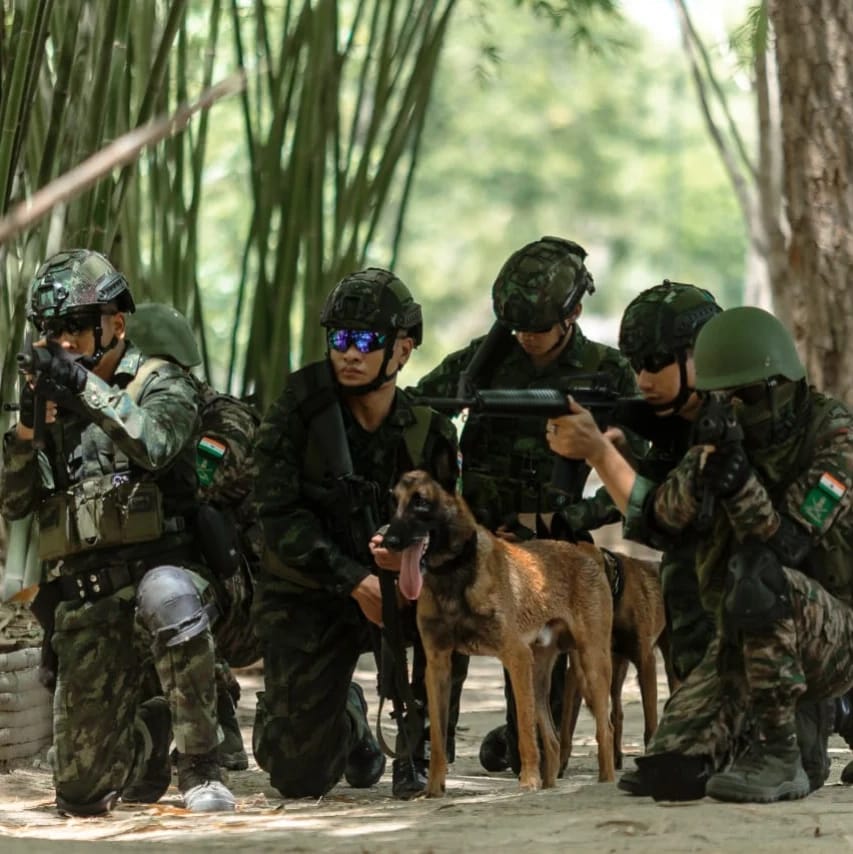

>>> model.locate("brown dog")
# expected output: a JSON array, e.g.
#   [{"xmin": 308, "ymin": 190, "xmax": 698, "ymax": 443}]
[
  {"xmin": 560, "ymin": 546, "xmax": 670, "ymax": 773},
  {"xmin": 383, "ymin": 470, "xmax": 615, "ymax": 797}
]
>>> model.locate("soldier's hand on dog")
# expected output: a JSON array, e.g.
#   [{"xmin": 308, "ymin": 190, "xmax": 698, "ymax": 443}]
[
  {"xmin": 369, "ymin": 532, "xmax": 403, "ymax": 572},
  {"xmin": 545, "ymin": 397, "xmax": 616, "ymax": 463}
]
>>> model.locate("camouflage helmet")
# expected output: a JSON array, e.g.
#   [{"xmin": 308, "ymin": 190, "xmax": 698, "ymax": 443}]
[
  {"xmin": 28, "ymin": 249, "xmax": 134, "ymax": 325},
  {"xmin": 619, "ymin": 279, "xmax": 721, "ymax": 361},
  {"xmin": 694, "ymin": 306, "xmax": 806, "ymax": 391},
  {"xmin": 125, "ymin": 302, "xmax": 202, "ymax": 368},
  {"xmin": 491, "ymin": 236, "xmax": 595, "ymax": 331},
  {"xmin": 319, "ymin": 267, "xmax": 423, "ymax": 345}
]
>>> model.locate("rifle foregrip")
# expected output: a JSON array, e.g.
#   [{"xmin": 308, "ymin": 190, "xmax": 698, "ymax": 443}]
[{"xmin": 695, "ymin": 488, "xmax": 715, "ymax": 532}]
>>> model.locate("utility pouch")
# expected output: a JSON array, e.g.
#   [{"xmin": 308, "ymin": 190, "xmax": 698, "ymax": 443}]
[{"xmin": 37, "ymin": 477, "xmax": 165, "ymax": 560}]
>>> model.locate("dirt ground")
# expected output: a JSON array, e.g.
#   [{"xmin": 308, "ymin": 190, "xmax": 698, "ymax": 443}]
[{"xmin": 2, "ymin": 652, "xmax": 853, "ymax": 854}]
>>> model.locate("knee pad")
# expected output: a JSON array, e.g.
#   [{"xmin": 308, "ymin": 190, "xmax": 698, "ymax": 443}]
[
  {"xmin": 137, "ymin": 565, "xmax": 217, "ymax": 651},
  {"xmin": 724, "ymin": 541, "xmax": 792, "ymax": 632}
]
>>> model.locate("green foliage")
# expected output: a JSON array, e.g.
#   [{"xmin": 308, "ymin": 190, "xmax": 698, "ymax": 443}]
[{"xmin": 388, "ymin": 3, "xmax": 749, "ymax": 379}]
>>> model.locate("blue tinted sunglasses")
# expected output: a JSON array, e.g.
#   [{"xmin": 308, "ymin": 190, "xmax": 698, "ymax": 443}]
[{"xmin": 327, "ymin": 328, "xmax": 388, "ymax": 354}]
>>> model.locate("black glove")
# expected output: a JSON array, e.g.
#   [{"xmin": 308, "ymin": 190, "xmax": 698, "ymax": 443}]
[
  {"xmin": 699, "ymin": 441, "xmax": 751, "ymax": 498},
  {"xmin": 18, "ymin": 381, "xmax": 36, "ymax": 429},
  {"xmin": 36, "ymin": 344, "xmax": 88, "ymax": 396}
]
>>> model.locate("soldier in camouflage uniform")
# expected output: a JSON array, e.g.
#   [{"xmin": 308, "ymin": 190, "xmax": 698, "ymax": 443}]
[
  {"xmin": 547, "ymin": 281, "xmax": 722, "ymax": 682},
  {"xmin": 126, "ymin": 302, "xmax": 264, "ymax": 772},
  {"xmin": 413, "ymin": 236, "xmax": 639, "ymax": 774},
  {"xmin": 0, "ymin": 250, "xmax": 234, "ymax": 814},
  {"xmin": 604, "ymin": 307, "xmax": 853, "ymax": 803},
  {"xmin": 252, "ymin": 268, "xmax": 464, "ymax": 800}
]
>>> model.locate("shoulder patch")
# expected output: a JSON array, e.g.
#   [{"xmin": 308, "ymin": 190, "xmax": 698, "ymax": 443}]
[
  {"xmin": 800, "ymin": 471, "xmax": 847, "ymax": 528},
  {"xmin": 197, "ymin": 436, "xmax": 228, "ymax": 487}
]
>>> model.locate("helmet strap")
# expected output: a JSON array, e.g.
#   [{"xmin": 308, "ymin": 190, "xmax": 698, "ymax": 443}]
[
  {"xmin": 649, "ymin": 350, "xmax": 694, "ymax": 415},
  {"xmin": 545, "ymin": 319, "xmax": 574, "ymax": 357},
  {"xmin": 332, "ymin": 333, "xmax": 399, "ymax": 397},
  {"xmin": 78, "ymin": 321, "xmax": 120, "ymax": 370}
]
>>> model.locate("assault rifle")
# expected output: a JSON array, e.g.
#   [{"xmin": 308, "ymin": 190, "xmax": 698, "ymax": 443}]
[
  {"xmin": 418, "ymin": 372, "xmax": 653, "ymax": 494},
  {"xmin": 691, "ymin": 393, "xmax": 743, "ymax": 531},
  {"xmin": 12, "ymin": 331, "xmax": 51, "ymax": 450}
]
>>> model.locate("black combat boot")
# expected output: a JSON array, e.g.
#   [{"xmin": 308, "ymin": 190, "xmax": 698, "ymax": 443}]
[
  {"xmin": 123, "ymin": 697, "xmax": 173, "ymax": 803},
  {"xmin": 479, "ymin": 724, "xmax": 510, "ymax": 772},
  {"xmin": 344, "ymin": 682, "xmax": 386, "ymax": 788},
  {"xmin": 176, "ymin": 750, "xmax": 236, "ymax": 811},
  {"xmin": 392, "ymin": 756, "xmax": 427, "ymax": 800},
  {"xmin": 633, "ymin": 751, "xmax": 712, "ymax": 801}
]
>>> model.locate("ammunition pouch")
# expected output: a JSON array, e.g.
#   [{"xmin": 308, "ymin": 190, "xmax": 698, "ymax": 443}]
[
  {"xmin": 38, "ymin": 476, "xmax": 169, "ymax": 561},
  {"xmin": 194, "ymin": 503, "xmax": 241, "ymax": 580},
  {"xmin": 55, "ymin": 534, "xmax": 196, "ymax": 604},
  {"xmin": 723, "ymin": 540, "xmax": 792, "ymax": 632}
]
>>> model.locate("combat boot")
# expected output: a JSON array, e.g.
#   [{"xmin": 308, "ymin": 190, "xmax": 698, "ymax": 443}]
[
  {"xmin": 176, "ymin": 750, "xmax": 236, "ymax": 811},
  {"xmin": 392, "ymin": 756, "xmax": 427, "ymax": 800},
  {"xmin": 217, "ymin": 689, "xmax": 249, "ymax": 771},
  {"xmin": 795, "ymin": 699, "xmax": 832, "ymax": 792},
  {"xmin": 617, "ymin": 766, "xmax": 650, "ymax": 796},
  {"xmin": 344, "ymin": 682, "xmax": 386, "ymax": 788},
  {"xmin": 123, "ymin": 697, "xmax": 173, "ymax": 803},
  {"xmin": 479, "ymin": 724, "xmax": 509, "ymax": 772},
  {"xmin": 706, "ymin": 737, "xmax": 809, "ymax": 803}
]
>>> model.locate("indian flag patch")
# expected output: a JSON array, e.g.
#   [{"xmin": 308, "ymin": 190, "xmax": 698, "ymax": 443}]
[
  {"xmin": 800, "ymin": 471, "xmax": 847, "ymax": 529},
  {"xmin": 198, "ymin": 437, "xmax": 227, "ymax": 459},
  {"xmin": 197, "ymin": 436, "xmax": 227, "ymax": 487}
]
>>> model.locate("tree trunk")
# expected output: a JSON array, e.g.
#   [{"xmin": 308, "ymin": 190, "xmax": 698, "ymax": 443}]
[{"xmin": 769, "ymin": 1, "xmax": 853, "ymax": 400}]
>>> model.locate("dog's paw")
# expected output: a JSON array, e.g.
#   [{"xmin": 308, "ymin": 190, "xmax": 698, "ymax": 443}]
[
  {"xmin": 519, "ymin": 774, "xmax": 542, "ymax": 792},
  {"xmin": 425, "ymin": 783, "xmax": 446, "ymax": 798}
]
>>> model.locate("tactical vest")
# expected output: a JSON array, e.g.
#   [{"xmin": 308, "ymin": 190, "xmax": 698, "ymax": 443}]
[
  {"xmin": 291, "ymin": 361, "xmax": 437, "ymax": 526},
  {"xmin": 459, "ymin": 337, "xmax": 615, "ymax": 525},
  {"xmin": 36, "ymin": 355, "xmax": 197, "ymax": 561}
]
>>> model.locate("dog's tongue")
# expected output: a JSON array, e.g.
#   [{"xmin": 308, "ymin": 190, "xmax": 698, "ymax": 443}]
[{"xmin": 399, "ymin": 539, "xmax": 427, "ymax": 600}]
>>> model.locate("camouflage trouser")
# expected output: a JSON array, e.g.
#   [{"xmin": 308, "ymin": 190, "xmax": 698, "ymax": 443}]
[
  {"xmin": 50, "ymin": 579, "xmax": 219, "ymax": 806},
  {"xmin": 252, "ymin": 587, "xmax": 373, "ymax": 798},
  {"xmin": 660, "ymin": 556, "xmax": 716, "ymax": 680},
  {"xmin": 647, "ymin": 567, "xmax": 853, "ymax": 768},
  {"xmin": 252, "ymin": 579, "xmax": 468, "ymax": 798},
  {"xmin": 208, "ymin": 559, "xmax": 263, "ymax": 668}
]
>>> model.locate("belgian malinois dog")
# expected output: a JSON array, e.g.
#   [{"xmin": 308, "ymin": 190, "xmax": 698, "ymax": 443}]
[
  {"xmin": 560, "ymin": 546, "xmax": 670, "ymax": 773},
  {"xmin": 382, "ymin": 470, "xmax": 615, "ymax": 797}
]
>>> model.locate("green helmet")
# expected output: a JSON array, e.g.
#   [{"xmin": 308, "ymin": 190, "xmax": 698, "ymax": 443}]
[
  {"xmin": 29, "ymin": 248, "xmax": 134, "ymax": 325},
  {"xmin": 319, "ymin": 267, "xmax": 423, "ymax": 345},
  {"xmin": 491, "ymin": 236, "xmax": 594, "ymax": 332},
  {"xmin": 125, "ymin": 302, "xmax": 202, "ymax": 368},
  {"xmin": 694, "ymin": 306, "xmax": 806, "ymax": 391},
  {"xmin": 619, "ymin": 279, "xmax": 721, "ymax": 363}
]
